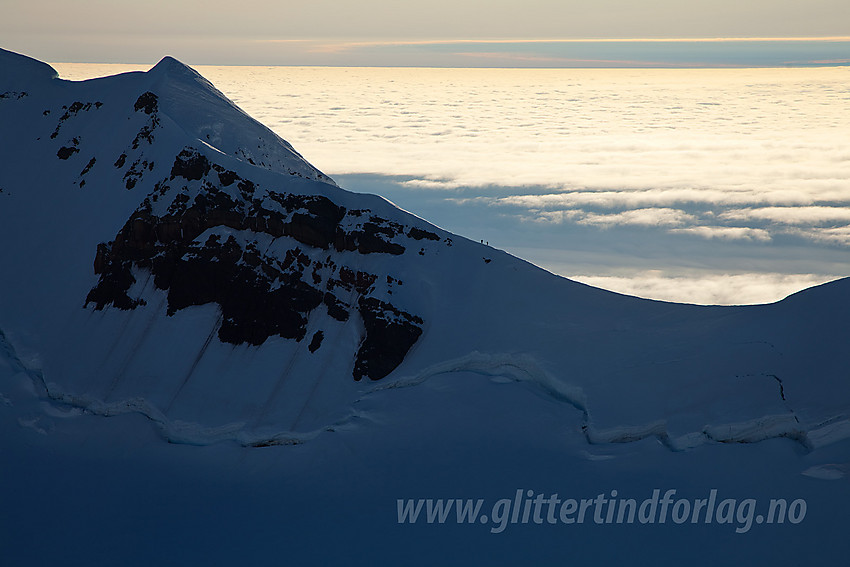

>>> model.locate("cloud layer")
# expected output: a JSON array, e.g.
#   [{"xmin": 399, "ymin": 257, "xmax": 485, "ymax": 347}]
[
  {"xmin": 54, "ymin": 64, "xmax": 850, "ymax": 303},
  {"xmin": 204, "ymin": 66, "xmax": 847, "ymax": 254}
]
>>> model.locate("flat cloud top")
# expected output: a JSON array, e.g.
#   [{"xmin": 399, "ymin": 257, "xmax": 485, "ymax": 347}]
[{"xmin": 52, "ymin": 63, "xmax": 850, "ymax": 304}]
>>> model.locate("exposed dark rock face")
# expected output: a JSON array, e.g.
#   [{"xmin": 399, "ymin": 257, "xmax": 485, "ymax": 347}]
[
  {"xmin": 86, "ymin": 144, "xmax": 430, "ymax": 379},
  {"xmin": 109, "ymin": 91, "xmax": 162, "ymax": 189},
  {"xmin": 123, "ymin": 158, "xmax": 154, "ymax": 190},
  {"xmin": 155, "ymin": 235, "xmax": 324, "ymax": 346},
  {"xmin": 80, "ymin": 157, "xmax": 96, "ymax": 177},
  {"xmin": 323, "ymin": 292, "xmax": 349, "ymax": 322},
  {"xmin": 130, "ymin": 97, "xmax": 159, "ymax": 149},
  {"xmin": 49, "ymin": 100, "xmax": 103, "ymax": 139},
  {"xmin": 132, "ymin": 121, "xmax": 157, "ymax": 149},
  {"xmin": 0, "ymin": 91, "xmax": 27, "ymax": 101},
  {"xmin": 170, "ymin": 148, "xmax": 210, "ymax": 181},
  {"xmin": 56, "ymin": 145, "xmax": 79, "ymax": 160},
  {"xmin": 353, "ymin": 297, "xmax": 423, "ymax": 381},
  {"xmin": 308, "ymin": 330, "xmax": 324, "ymax": 353},
  {"xmin": 407, "ymin": 227, "xmax": 440, "ymax": 241},
  {"xmin": 134, "ymin": 91, "xmax": 158, "ymax": 114},
  {"xmin": 335, "ymin": 219, "xmax": 406, "ymax": 255}
]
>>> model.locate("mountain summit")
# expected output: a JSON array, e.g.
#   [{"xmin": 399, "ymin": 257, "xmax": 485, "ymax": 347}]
[{"xmin": 1, "ymin": 49, "xmax": 849, "ymax": 455}]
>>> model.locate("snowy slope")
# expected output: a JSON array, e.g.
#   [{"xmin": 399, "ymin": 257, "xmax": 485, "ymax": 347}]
[
  {"xmin": 1, "ymin": 49, "xmax": 850, "ymax": 564},
  {"xmin": 1, "ymin": 47, "xmax": 849, "ymax": 450}
]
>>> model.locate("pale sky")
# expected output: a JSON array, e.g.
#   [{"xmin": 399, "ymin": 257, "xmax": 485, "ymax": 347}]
[{"xmin": 3, "ymin": 0, "xmax": 849, "ymax": 65}]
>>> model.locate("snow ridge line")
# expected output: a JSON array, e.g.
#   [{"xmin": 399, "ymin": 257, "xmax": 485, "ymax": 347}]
[
  {"xmin": 0, "ymin": 327, "xmax": 49, "ymax": 397},
  {"xmin": 5, "ymin": 329, "xmax": 848, "ymax": 451},
  {"xmin": 43, "ymin": 385, "xmax": 369, "ymax": 447},
  {"xmin": 1, "ymin": 327, "xmax": 364, "ymax": 446},
  {"xmin": 373, "ymin": 351, "xmax": 825, "ymax": 452}
]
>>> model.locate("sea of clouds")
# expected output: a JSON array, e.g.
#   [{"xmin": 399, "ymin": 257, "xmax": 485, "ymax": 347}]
[{"xmin": 55, "ymin": 64, "xmax": 850, "ymax": 304}]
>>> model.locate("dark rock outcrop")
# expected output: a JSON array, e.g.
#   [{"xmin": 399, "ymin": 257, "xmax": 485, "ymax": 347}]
[
  {"xmin": 170, "ymin": 147, "xmax": 210, "ymax": 181},
  {"xmin": 86, "ymin": 145, "xmax": 428, "ymax": 379},
  {"xmin": 353, "ymin": 297, "xmax": 423, "ymax": 381},
  {"xmin": 308, "ymin": 330, "xmax": 324, "ymax": 353},
  {"xmin": 134, "ymin": 91, "xmax": 158, "ymax": 114},
  {"xmin": 57, "ymin": 145, "xmax": 79, "ymax": 160},
  {"xmin": 49, "ymin": 100, "xmax": 103, "ymax": 139}
]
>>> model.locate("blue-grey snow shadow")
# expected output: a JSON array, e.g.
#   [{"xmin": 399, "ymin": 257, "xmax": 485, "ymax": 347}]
[{"xmin": 3, "ymin": 370, "xmax": 849, "ymax": 565}]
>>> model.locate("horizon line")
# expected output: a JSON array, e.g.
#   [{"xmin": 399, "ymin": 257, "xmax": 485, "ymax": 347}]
[{"xmin": 257, "ymin": 36, "xmax": 850, "ymax": 49}]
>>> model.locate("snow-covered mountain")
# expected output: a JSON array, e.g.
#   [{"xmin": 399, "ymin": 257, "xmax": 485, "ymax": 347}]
[{"xmin": 2, "ymin": 49, "xmax": 848, "ymax": 564}]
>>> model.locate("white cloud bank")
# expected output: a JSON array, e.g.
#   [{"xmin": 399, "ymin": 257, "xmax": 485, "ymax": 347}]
[
  {"xmin": 52, "ymin": 63, "xmax": 850, "ymax": 303},
  {"xmin": 181, "ymin": 66, "xmax": 850, "ymax": 253},
  {"xmin": 568, "ymin": 272, "xmax": 841, "ymax": 305}
]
